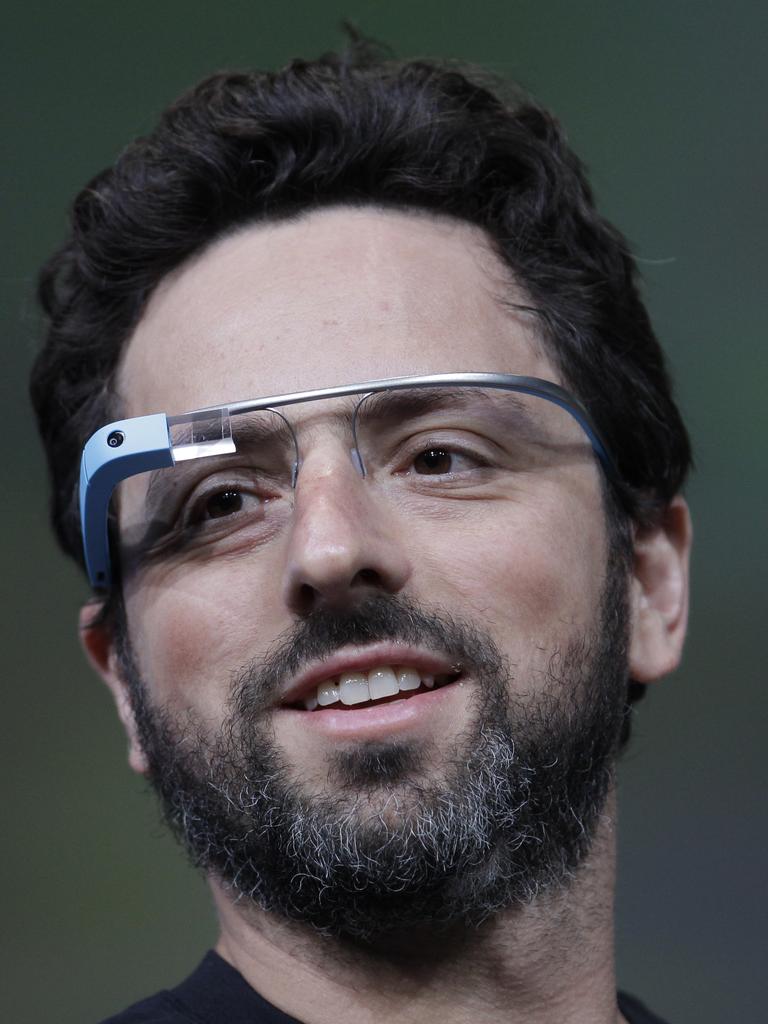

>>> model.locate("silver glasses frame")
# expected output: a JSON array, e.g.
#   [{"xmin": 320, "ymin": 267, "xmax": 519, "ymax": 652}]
[{"xmin": 78, "ymin": 372, "xmax": 616, "ymax": 590}]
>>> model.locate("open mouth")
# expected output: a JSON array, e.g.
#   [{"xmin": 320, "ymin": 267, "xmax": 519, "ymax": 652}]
[{"xmin": 287, "ymin": 665, "xmax": 463, "ymax": 711}]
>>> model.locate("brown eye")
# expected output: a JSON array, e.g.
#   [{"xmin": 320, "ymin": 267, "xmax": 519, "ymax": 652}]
[
  {"xmin": 413, "ymin": 448, "xmax": 455, "ymax": 474},
  {"xmin": 204, "ymin": 489, "xmax": 244, "ymax": 519}
]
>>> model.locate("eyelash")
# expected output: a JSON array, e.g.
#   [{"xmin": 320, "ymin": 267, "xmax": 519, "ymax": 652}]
[
  {"xmin": 396, "ymin": 435, "xmax": 494, "ymax": 475},
  {"xmin": 181, "ymin": 478, "xmax": 273, "ymax": 528},
  {"xmin": 173, "ymin": 436, "xmax": 496, "ymax": 523}
]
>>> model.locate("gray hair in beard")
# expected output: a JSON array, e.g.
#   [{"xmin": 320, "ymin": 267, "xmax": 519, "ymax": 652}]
[{"xmin": 119, "ymin": 567, "xmax": 629, "ymax": 942}]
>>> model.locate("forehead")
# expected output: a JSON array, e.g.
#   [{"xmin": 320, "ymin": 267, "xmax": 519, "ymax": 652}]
[{"xmin": 117, "ymin": 207, "xmax": 557, "ymax": 417}]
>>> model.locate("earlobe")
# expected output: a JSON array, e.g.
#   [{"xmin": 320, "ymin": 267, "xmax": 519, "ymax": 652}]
[
  {"xmin": 78, "ymin": 603, "xmax": 150, "ymax": 775},
  {"xmin": 628, "ymin": 496, "xmax": 692, "ymax": 683}
]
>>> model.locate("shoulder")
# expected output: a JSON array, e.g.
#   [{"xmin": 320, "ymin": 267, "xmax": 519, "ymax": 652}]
[
  {"xmin": 97, "ymin": 990, "xmax": 196, "ymax": 1024},
  {"xmin": 618, "ymin": 991, "xmax": 673, "ymax": 1024},
  {"xmin": 93, "ymin": 950, "xmax": 292, "ymax": 1024}
]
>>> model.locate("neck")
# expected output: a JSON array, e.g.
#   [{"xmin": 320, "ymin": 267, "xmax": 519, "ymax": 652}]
[{"xmin": 211, "ymin": 790, "xmax": 625, "ymax": 1024}]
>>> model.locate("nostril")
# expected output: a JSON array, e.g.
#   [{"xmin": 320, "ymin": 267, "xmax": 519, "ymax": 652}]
[
  {"xmin": 356, "ymin": 568, "xmax": 383, "ymax": 586},
  {"xmin": 286, "ymin": 561, "xmax": 397, "ymax": 614},
  {"xmin": 293, "ymin": 568, "xmax": 386, "ymax": 615},
  {"xmin": 295, "ymin": 582, "xmax": 319, "ymax": 616}
]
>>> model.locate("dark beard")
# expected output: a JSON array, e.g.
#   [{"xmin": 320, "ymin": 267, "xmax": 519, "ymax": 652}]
[{"xmin": 120, "ymin": 565, "xmax": 629, "ymax": 942}]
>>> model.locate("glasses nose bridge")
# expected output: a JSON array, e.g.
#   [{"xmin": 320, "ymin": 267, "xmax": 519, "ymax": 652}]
[{"xmin": 274, "ymin": 393, "xmax": 369, "ymax": 488}]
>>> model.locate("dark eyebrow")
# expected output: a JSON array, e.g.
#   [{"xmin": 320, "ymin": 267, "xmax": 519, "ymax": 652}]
[
  {"xmin": 355, "ymin": 386, "xmax": 530, "ymax": 426},
  {"xmin": 229, "ymin": 410, "xmax": 299, "ymax": 450}
]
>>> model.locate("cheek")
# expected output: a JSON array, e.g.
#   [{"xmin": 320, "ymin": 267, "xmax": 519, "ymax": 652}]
[
  {"xmin": 411, "ymin": 491, "xmax": 608, "ymax": 643},
  {"xmin": 124, "ymin": 574, "xmax": 279, "ymax": 717}
]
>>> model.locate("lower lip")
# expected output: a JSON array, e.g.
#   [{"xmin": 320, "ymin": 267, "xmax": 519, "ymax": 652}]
[{"xmin": 275, "ymin": 681, "xmax": 467, "ymax": 739}]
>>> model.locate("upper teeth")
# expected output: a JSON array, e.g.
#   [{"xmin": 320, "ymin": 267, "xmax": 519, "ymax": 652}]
[{"xmin": 305, "ymin": 665, "xmax": 436, "ymax": 710}]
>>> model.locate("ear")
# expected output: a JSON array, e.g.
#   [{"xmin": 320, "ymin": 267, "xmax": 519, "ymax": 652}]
[
  {"xmin": 79, "ymin": 603, "xmax": 150, "ymax": 775},
  {"xmin": 628, "ymin": 496, "xmax": 692, "ymax": 683}
]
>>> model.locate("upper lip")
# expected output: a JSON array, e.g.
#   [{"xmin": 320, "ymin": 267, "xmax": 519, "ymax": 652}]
[{"xmin": 277, "ymin": 642, "xmax": 463, "ymax": 707}]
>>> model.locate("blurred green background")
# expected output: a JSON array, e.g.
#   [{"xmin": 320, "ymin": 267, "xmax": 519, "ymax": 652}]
[{"xmin": 3, "ymin": 2, "xmax": 765, "ymax": 1021}]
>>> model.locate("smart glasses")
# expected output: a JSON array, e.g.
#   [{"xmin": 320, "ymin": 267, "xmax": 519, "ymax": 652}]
[{"xmin": 79, "ymin": 373, "xmax": 617, "ymax": 590}]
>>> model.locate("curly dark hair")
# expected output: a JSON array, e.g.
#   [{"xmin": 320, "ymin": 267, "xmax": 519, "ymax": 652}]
[{"xmin": 30, "ymin": 39, "xmax": 691, "ymax": 607}]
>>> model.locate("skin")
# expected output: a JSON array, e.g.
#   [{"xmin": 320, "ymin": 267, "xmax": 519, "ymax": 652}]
[{"xmin": 83, "ymin": 207, "xmax": 692, "ymax": 1024}]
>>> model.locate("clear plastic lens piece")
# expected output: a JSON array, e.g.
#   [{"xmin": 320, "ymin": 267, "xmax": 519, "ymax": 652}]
[{"xmin": 168, "ymin": 408, "xmax": 236, "ymax": 463}]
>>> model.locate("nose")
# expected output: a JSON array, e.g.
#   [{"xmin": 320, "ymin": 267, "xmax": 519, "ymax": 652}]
[{"xmin": 281, "ymin": 448, "xmax": 412, "ymax": 616}]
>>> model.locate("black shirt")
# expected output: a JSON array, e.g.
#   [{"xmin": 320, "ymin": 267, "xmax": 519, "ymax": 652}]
[{"xmin": 100, "ymin": 950, "xmax": 671, "ymax": 1023}]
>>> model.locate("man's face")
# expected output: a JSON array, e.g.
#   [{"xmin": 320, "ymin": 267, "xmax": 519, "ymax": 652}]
[{"xmin": 110, "ymin": 208, "xmax": 626, "ymax": 936}]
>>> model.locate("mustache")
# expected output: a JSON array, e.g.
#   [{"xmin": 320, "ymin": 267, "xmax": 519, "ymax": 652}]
[{"xmin": 230, "ymin": 593, "xmax": 508, "ymax": 714}]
